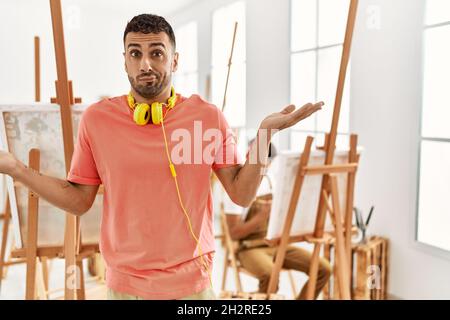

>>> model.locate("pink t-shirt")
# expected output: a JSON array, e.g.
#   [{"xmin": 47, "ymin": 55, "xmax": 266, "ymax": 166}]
[{"xmin": 67, "ymin": 94, "xmax": 242, "ymax": 299}]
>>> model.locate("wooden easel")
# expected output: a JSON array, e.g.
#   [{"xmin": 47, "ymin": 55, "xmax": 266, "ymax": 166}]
[
  {"xmin": 0, "ymin": 34, "xmax": 44, "ymax": 294},
  {"xmin": 48, "ymin": 0, "xmax": 95, "ymax": 300},
  {"xmin": 7, "ymin": 0, "xmax": 101, "ymax": 300},
  {"xmin": 9, "ymin": 148, "xmax": 101, "ymax": 300},
  {"xmin": 266, "ymin": 0, "xmax": 359, "ymax": 300},
  {"xmin": 0, "ymin": 194, "xmax": 27, "ymax": 293},
  {"xmin": 35, "ymin": 36, "xmax": 41, "ymax": 103},
  {"xmin": 13, "ymin": 0, "xmax": 86, "ymax": 300},
  {"xmin": 1, "ymin": 2, "xmax": 104, "ymax": 298}
]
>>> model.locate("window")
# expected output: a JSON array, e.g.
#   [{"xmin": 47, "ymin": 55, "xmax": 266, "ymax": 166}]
[
  {"xmin": 173, "ymin": 22, "xmax": 198, "ymax": 97},
  {"xmin": 290, "ymin": 0, "xmax": 351, "ymax": 150},
  {"xmin": 211, "ymin": 1, "xmax": 246, "ymax": 128},
  {"xmin": 416, "ymin": 0, "xmax": 450, "ymax": 252}
]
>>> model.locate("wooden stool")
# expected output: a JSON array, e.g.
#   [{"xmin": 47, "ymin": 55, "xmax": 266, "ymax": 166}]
[{"xmin": 323, "ymin": 236, "xmax": 389, "ymax": 300}]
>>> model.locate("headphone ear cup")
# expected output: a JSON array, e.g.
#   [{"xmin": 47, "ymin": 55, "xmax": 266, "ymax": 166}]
[
  {"xmin": 133, "ymin": 103, "xmax": 151, "ymax": 126},
  {"xmin": 151, "ymin": 102, "xmax": 163, "ymax": 125}
]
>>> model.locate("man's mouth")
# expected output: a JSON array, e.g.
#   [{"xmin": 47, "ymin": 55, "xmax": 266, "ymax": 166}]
[{"xmin": 139, "ymin": 76, "xmax": 157, "ymax": 82}]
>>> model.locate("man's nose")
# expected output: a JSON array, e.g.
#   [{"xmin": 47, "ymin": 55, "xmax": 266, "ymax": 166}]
[{"xmin": 140, "ymin": 56, "xmax": 153, "ymax": 73}]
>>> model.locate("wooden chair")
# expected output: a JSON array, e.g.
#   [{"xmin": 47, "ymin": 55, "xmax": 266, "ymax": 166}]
[{"xmin": 219, "ymin": 204, "xmax": 297, "ymax": 298}]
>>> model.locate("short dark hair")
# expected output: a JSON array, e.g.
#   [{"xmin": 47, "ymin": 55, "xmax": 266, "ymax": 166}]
[{"xmin": 123, "ymin": 14, "xmax": 176, "ymax": 50}]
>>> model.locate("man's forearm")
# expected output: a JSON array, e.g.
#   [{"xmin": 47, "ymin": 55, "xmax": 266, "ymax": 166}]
[
  {"xmin": 230, "ymin": 217, "xmax": 265, "ymax": 240},
  {"xmin": 231, "ymin": 127, "xmax": 274, "ymax": 206},
  {"xmin": 217, "ymin": 102, "xmax": 323, "ymax": 207},
  {"xmin": 11, "ymin": 160, "xmax": 90, "ymax": 216}
]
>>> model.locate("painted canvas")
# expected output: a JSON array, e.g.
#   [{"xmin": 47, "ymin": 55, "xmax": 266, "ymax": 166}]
[{"xmin": 0, "ymin": 104, "xmax": 101, "ymax": 248}]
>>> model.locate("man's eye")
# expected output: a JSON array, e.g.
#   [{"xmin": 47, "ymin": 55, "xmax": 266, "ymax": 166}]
[
  {"xmin": 152, "ymin": 51, "xmax": 163, "ymax": 57},
  {"xmin": 130, "ymin": 51, "xmax": 141, "ymax": 58}
]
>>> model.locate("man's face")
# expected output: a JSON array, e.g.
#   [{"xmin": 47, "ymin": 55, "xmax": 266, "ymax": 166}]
[{"xmin": 124, "ymin": 32, "xmax": 178, "ymax": 99}]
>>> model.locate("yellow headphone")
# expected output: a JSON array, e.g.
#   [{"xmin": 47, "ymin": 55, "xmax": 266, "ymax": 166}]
[
  {"xmin": 126, "ymin": 86, "xmax": 213, "ymax": 289},
  {"xmin": 127, "ymin": 86, "xmax": 177, "ymax": 125}
]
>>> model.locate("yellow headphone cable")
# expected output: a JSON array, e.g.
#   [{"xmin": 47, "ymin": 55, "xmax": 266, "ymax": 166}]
[
  {"xmin": 160, "ymin": 106, "xmax": 214, "ymax": 290},
  {"xmin": 127, "ymin": 89, "xmax": 214, "ymax": 290}
]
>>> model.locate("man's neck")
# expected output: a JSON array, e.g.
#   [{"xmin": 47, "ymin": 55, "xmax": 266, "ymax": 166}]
[{"xmin": 131, "ymin": 86, "xmax": 172, "ymax": 105}]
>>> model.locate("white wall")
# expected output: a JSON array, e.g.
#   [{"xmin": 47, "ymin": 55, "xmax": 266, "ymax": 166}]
[
  {"xmin": 169, "ymin": 0, "xmax": 291, "ymax": 149},
  {"xmin": 0, "ymin": 1, "xmax": 118, "ymax": 103},
  {"xmin": 0, "ymin": 0, "xmax": 198, "ymax": 104},
  {"xmin": 351, "ymin": 0, "xmax": 450, "ymax": 299}
]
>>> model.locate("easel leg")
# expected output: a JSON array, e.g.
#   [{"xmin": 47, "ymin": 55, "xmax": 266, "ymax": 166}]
[
  {"xmin": 36, "ymin": 258, "xmax": 48, "ymax": 300},
  {"xmin": 25, "ymin": 149, "xmax": 40, "ymax": 300},
  {"xmin": 40, "ymin": 256, "xmax": 50, "ymax": 293},
  {"xmin": 323, "ymin": 243, "xmax": 331, "ymax": 300},
  {"xmin": 76, "ymin": 259, "xmax": 85, "ymax": 300},
  {"xmin": 345, "ymin": 134, "xmax": 358, "ymax": 267},
  {"xmin": 305, "ymin": 244, "xmax": 321, "ymax": 300},
  {"xmin": 64, "ymin": 216, "xmax": 77, "ymax": 299},
  {"xmin": 333, "ymin": 259, "xmax": 340, "ymax": 299},
  {"xmin": 221, "ymin": 249, "xmax": 229, "ymax": 291},
  {"xmin": 0, "ymin": 197, "xmax": 11, "ymax": 285},
  {"xmin": 25, "ymin": 233, "xmax": 38, "ymax": 300},
  {"xmin": 330, "ymin": 176, "xmax": 351, "ymax": 300}
]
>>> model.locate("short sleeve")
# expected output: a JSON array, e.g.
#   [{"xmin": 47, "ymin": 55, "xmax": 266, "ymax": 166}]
[
  {"xmin": 67, "ymin": 113, "xmax": 102, "ymax": 185},
  {"xmin": 212, "ymin": 108, "xmax": 243, "ymax": 171}
]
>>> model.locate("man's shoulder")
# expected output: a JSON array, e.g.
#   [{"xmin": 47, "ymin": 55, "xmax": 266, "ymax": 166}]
[
  {"xmin": 82, "ymin": 95, "xmax": 126, "ymax": 118},
  {"xmin": 181, "ymin": 94, "xmax": 219, "ymax": 111},
  {"xmin": 180, "ymin": 94, "xmax": 222, "ymax": 120}
]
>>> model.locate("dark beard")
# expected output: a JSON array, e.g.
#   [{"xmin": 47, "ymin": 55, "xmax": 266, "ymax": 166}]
[{"xmin": 129, "ymin": 72, "xmax": 171, "ymax": 99}]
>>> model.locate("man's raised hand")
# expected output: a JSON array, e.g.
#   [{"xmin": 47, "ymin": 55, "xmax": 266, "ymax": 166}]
[{"xmin": 260, "ymin": 102, "xmax": 324, "ymax": 133}]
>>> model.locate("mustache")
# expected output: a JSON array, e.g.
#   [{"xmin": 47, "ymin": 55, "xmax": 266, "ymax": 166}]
[{"xmin": 137, "ymin": 72, "xmax": 160, "ymax": 80}]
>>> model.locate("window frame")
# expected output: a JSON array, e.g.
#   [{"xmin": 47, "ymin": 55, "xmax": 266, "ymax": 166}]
[
  {"xmin": 173, "ymin": 21, "xmax": 199, "ymax": 97},
  {"xmin": 288, "ymin": 0, "xmax": 351, "ymax": 150},
  {"xmin": 414, "ymin": 6, "xmax": 450, "ymax": 258}
]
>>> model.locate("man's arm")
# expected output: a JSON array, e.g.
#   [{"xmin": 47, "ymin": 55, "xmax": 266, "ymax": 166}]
[
  {"xmin": 0, "ymin": 150, "xmax": 99, "ymax": 216},
  {"xmin": 226, "ymin": 203, "xmax": 271, "ymax": 241},
  {"xmin": 215, "ymin": 102, "xmax": 323, "ymax": 207}
]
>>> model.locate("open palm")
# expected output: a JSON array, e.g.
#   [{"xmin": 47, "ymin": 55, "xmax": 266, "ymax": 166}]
[{"xmin": 260, "ymin": 102, "xmax": 324, "ymax": 131}]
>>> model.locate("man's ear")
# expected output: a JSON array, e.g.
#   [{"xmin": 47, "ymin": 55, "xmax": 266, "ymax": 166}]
[
  {"xmin": 172, "ymin": 52, "xmax": 179, "ymax": 73},
  {"xmin": 123, "ymin": 52, "xmax": 128, "ymax": 73}
]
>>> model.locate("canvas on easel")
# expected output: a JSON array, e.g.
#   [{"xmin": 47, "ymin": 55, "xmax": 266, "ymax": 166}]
[
  {"xmin": 266, "ymin": 148, "xmax": 361, "ymax": 241},
  {"xmin": 0, "ymin": 35, "xmax": 43, "ymax": 291},
  {"xmin": 0, "ymin": 105, "xmax": 103, "ymax": 299},
  {"xmin": 0, "ymin": 105, "xmax": 102, "ymax": 249}
]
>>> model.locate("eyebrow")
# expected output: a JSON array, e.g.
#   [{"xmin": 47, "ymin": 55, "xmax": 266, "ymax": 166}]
[{"xmin": 127, "ymin": 42, "xmax": 166, "ymax": 50}]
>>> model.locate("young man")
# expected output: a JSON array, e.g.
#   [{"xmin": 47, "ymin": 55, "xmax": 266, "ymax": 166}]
[
  {"xmin": 0, "ymin": 14, "xmax": 323, "ymax": 299},
  {"xmin": 224, "ymin": 142, "xmax": 332, "ymax": 300}
]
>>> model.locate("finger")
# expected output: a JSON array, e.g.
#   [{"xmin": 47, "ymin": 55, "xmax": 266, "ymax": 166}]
[
  {"xmin": 299, "ymin": 101, "xmax": 324, "ymax": 115},
  {"xmin": 289, "ymin": 102, "xmax": 319, "ymax": 119},
  {"xmin": 285, "ymin": 102, "xmax": 324, "ymax": 127},
  {"xmin": 280, "ymin": 104, "xmax": 296, "ymax": 115}
]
